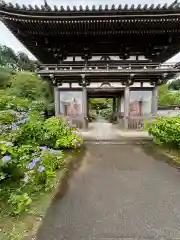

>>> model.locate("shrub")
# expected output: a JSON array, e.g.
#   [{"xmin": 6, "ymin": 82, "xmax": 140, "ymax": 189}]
[
  {"xmin": 148, "ymin": 117, "xmax": 180, "ymax": 149},
  {"xmin": 0, "ymin": 91, "xmax": 82, "ymax": 215},
  {"xmin": 43, "ymin": 116, "xmax": 83, "ymax": 149}
]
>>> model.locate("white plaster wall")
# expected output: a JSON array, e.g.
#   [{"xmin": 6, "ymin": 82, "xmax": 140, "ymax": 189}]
[
  {"xmin": 59, "ymin": 82, "xmax": 151, "ymax": 89},
  {"xmin": 157, "ymin": 110, "xmax": 180, "ymax": 117},
  {"xmin": 143, "ymin": 82, "xmax": 152, "ymax": 87}
]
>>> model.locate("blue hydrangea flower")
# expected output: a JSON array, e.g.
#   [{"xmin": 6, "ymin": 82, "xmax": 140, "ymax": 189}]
[
  {"xmin": 17, "ymin": 118, "xmax": 28, "ymax": 125},
  {"xmin": 11, "ymin": 124, "xmax": 18, "ymax": 130},
  {"xmin": 33, "ymin": 157, "xmax": 41, "ymax": 164},
  {"xmin": 1, "ymin": 155, "xmax": 11, "ymax": 163},
  {"xmin": 27, "ymin": 162, "xmax": 35, "ymax": 170},
  {"xmin": 27, "ymin": 157, "xmax": 40, "ymax": 169},
  {"xmin": 40, "ymin": 146, "xmax": 48, "ymax": 151},
  {"xmin": 38, "ymin": 165, "xmax": 45, "ymax": 173}
]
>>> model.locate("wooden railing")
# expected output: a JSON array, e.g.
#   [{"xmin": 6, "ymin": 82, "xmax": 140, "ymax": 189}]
[
  {"xmin": 37, "ymin": 62, "xmax": 179, "ymax": 73},
  {"xmin": 128, "ymin": 116, "xmax": 152, "ymax": 130}
]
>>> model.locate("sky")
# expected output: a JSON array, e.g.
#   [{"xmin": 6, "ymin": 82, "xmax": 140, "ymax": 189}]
[{"xmin": 0, "ymin": 0, "xmax": 180, "ymax": 62}]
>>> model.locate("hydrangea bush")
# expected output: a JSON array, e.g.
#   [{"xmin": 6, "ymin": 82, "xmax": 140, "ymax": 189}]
[
  {"xmin": 0, "ymin": 94, "xmax": 83, "ymax": 215},
  {"xmin": 148, "ymin": 117, "xmax": 180, "ymax": 149}
]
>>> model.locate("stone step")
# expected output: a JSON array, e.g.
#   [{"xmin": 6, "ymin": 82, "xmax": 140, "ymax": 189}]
[{"xmin": 84, "ymin": 138, "xmax": 151, "ymax": 145}]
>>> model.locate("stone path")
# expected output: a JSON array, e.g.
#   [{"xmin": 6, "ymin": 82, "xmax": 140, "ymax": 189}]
[{"xmin": 37, "ymin": 144, "xmax": 180, "ymax": 240}]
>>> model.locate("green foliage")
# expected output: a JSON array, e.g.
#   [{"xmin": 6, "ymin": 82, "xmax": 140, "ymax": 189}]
[
  {"xmin": 0, "ymin": 67, "xmax": 13, "ymax": 88},
  {"xmin": 8, "ymin": 193, "xmax": 32, "ymax": 215},
  {"xmin": 169, "ymin": 78, "xmax": 180, "ymax": 90},
  {"xmin": 8, "ymin": 72, "xmax": 52, "ymax": 101},
  {"xmin": 158, "ymin": 84, "xmax": 180, "ymax": 106},
  {"xmin": 43, "ymin": 116, "xmax": 83, "ymax": 149},
  {"xmin": 90, "ymin": 98, "xmax": 111, "ymax": 110},
  {"xmin": 148, "ymin": 117, "xmax": 180, "ymax": 149},
  {"xmin": 89, "ymin": 98, "xmax": 112, "ymax": 120}
]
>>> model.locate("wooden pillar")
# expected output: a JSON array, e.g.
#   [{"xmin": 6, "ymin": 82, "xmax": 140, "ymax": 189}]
[
  {"xmin": 112, "ymin": 97, "xmax": 116, "ymax": 113},
  {"xmin": 54, "ymin": 86, "xmax": 60, "ymax": 116},
  {"xmin": 124, "ymin": 85, "xmax": 130, "ymax": 130},
  {"xmin": 117, "ymin": 97, "xmax": 121, "ymax": 121},
  {"xmin": 82, "ymin": 86, "xmax": 88, "ymax": 128},
  {"xmin": 151, "ymin": 85, "xmax": 158, "ymax": 116}
]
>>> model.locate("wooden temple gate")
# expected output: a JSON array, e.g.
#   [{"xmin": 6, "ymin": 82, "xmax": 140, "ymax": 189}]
[{"xmin": 1, "ymin": 1, "xmax": 180, "ymax": 129}]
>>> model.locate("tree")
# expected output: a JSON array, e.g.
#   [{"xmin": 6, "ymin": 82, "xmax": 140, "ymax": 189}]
[
  {"xmin": 168, "ymin": 78, "xmax": 180, "ymax": 90},
  {"xmin": 0, "ymin": 45, "xmax": 18, "ymax": 69},
  {"xmin": 17, "ymin": 52, "xmax": 37, "ymax": 72}
]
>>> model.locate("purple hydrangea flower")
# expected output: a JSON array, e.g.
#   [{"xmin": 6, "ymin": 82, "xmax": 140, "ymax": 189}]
[
  {"xmin": 38, "ymin": 165, "xmax": 45, "ymax": 173},
  {"xmin": 1, "ymin": 155, "xmax": 11, "ymax": 163}
]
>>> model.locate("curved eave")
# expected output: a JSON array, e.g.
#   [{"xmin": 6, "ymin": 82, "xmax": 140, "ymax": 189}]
[{"xmin": 1, "ymin": 2, "xmax": 180, "ymax": 18}]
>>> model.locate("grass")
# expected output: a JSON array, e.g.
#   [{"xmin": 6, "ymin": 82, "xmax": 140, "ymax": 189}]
[
  {"xmin": 144, "ymin": 142, "xmax": 180, "ymax": 168},
  {"xmin": 0, "ymin": 149, "xmax": 84, "ymax": 240},
  {"xmin": 160, "ymin": 147, "xmax": 180, "ymax": 167}
]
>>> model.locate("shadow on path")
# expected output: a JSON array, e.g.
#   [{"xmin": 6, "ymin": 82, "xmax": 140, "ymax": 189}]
[{"xmin": 37, "ymin": 144, "xmax": 180, "ymax": 240}]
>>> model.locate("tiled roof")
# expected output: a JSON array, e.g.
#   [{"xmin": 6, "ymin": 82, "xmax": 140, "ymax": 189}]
[{"xmin": 0, "ymin": 0, "xmax": 180, "ymax": 15}]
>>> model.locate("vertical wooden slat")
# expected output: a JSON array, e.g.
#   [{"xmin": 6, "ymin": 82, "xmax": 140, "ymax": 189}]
[
  {"xmin": 82, "ymin": 87, "xmax": 88, "ymax": 129},
  {"xmin": 124, "ymin": 85, "xmax": 130, "ymax": 130}
]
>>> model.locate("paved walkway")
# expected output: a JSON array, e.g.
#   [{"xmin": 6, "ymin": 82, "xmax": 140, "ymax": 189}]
[
  {"xmin": 81, "ymin": 121, "xmax": 150, "ymax": 140},
  {"xmin": 37, "ymin": 144, "xmax": 180, "ymax": 240}
]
